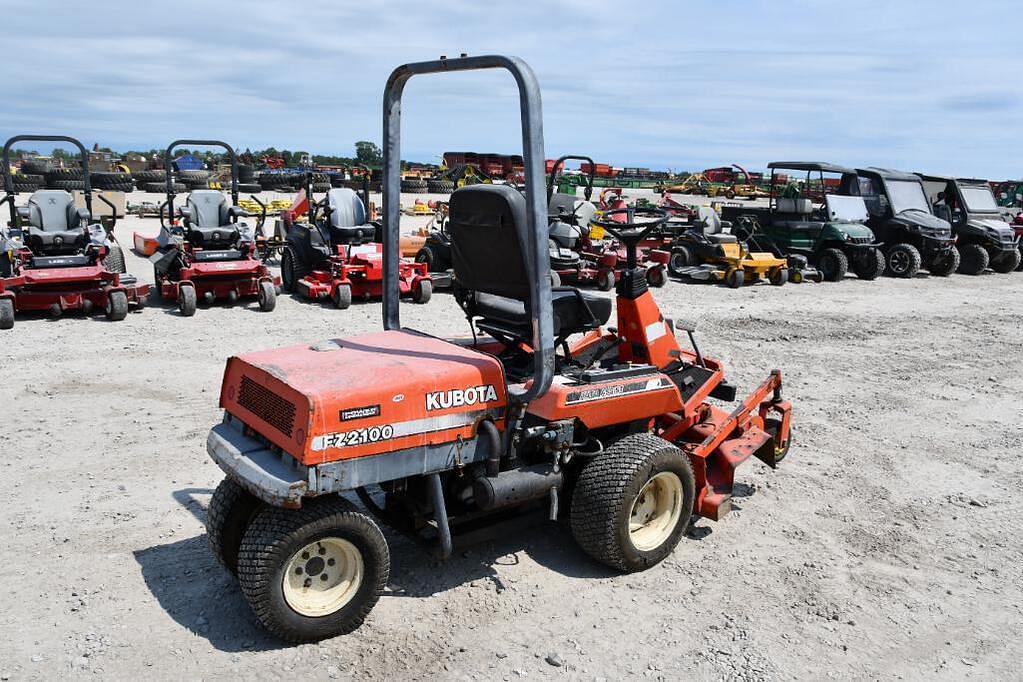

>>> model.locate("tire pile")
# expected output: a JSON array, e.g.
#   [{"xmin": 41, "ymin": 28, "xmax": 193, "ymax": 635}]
[{"xmin": 400, "ymin": 177, "xmax": 454, "ymax": 194}]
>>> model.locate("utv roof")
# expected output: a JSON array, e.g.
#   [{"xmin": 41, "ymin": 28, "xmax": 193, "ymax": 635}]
[
  {"xmin": 768, "ymin": 161, "xmax": 855, "ymax": 174},
  {"xmin": 857, "ymin": 167, "xmax": 920, "ymax": 182},
  {"xmin": 915, "ymin": 172, "xmax": 991, "ymax": 185}
]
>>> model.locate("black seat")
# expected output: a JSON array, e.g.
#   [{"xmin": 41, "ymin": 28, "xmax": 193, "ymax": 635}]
[
  {"xmin": 324, "ymin": 189, "xmax": 375, "ymax": 245},
  {"xmin": 448, "ymin": 184, "xmax": 611, "ymax": 339},
  {"xmin": 181, "ymin": 191, "xmax": 241, "ymax": 249},
  {"xmin": 22, "ymin": 190, "xmax": 90, "ymax": 255}
]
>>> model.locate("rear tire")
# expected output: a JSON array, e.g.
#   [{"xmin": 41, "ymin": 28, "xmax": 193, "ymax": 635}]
[
  {"xmin": 0, "ymin": 299, "xmax": 14, "ymax": 330},
  {"xmin": 415, "ymin": 246, "xmax": 435, "ymax": 271},
  {"xmin": 668, "ymin": 246, "xmax": 691, "ymax": 277},
  {"xmin": 258, "ymin": 280, "xmax": 277, "ymax": 312},
  {"xmin": 208, "ymin": 478, "xmax": 262, "ymax": 577},
  {"xmin": 332, "ymin": 284, "xmax": 352, "ymax": 309},
  {"xmin": 570, "ymin": 433, "xmax": 695, "ymax": 572},
  {"xmin": 412, "ymin": 279, "xmax": 432, "ymax": 304},
  {"xmin": 852, "ymin": 247, "xmax": 884, "ymax": 280},
  {"xmin": 956, "ymin": 243, "xmax": 988, "ymax": 275},
  {"xmin": 105, "ymin": 291, "xmax": 128, "ymax": 321},
  {"xmin": 990, "ymin": 248, "xmax": 1021, "ymax": 274},
  {"xmin": 817, "ymin": 248, "xmax": 848, "ymax": 282},
  {"xmin": 280, "ymin": 245, "xmax": 309, "ymax": 293},
  {"xmin": 103, "ymin": 244, "xmax": 126, "ymax": 274},
  {"xmin": 178, "ymin": 284, "xmax": 197, "ymax": 316},
  {"xmin": 927, "ymin": 248, "xmax": 959, "ymax": 277},
  {"xmin": 237, "ymin": 496, "xmax": 389, "ymax": 643},
  {"xmin": 884, "ymin": 243, "xmax": 921, "ymax": 278}
]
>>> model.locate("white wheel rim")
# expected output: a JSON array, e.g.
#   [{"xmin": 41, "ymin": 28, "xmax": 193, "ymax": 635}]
[
  {"xmin": 282, "ymin": 537, "xmax": 363, "ymax": 617},
  {"xmin": 628, "ymin": 472, "xmax": 683, "ymax": 551}
]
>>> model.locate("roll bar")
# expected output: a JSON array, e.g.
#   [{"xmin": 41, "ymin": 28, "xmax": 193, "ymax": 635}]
[
  {"xmin": 546, "ymin": 154, "xmax": 596, "ymax": 203},
  {"xmin": 2, "ymin": 135, "xmax": 92, "ymax": 227},
  {"xmin": 382, "ymin": 54, "xmax": 554, "ymax": 403},
  {"xmin": 164, "ymin": 139, "xmax": 239, "ymax": 223}
]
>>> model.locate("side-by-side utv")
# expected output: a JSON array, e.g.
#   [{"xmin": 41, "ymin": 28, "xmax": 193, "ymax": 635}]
[
  {"xmin": 0, "ymin": 135, "xmax": 148, "ymax": 329},
  {"xmin": 203, "ymin": 55, "xmax": 793, "ymax": 643},
  {"xmin": 916, "ymin": 174, "xmax": 1020, "ymax": 275},
  {"xmin": 840, "ymin": 168, "xmax": 958, "ymax": 278},
  {"xmin": 720, "ymin": 162, "xmax": 885, "ymax": 282}
]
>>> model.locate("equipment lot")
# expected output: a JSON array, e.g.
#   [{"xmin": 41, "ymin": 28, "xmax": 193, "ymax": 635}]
[{"xmin": 1, "ymin": 189, "xmax": 1021, "ymax": 680}]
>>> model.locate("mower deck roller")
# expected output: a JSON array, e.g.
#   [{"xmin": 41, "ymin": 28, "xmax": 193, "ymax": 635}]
[
  {"xmin": 0, "ymin": 134, "xmax": 149, "ymax": 329},
  {"xmin": 205, "ymin": 55, "xmax": 793, "ymax": 643}
]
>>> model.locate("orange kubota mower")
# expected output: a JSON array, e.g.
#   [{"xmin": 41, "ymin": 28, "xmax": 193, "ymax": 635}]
[{"xmin": 204, "ymin": 55, "xmax": 793, "ymax": 643}]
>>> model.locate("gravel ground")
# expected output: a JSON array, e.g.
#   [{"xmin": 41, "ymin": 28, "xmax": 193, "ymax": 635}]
[{"xmin": 1, "ymin": 190, "xmax": 1021, "ymax": 680}]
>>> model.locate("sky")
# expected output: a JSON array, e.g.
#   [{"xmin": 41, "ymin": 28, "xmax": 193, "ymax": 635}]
[{"xmin": 2, "ymin": 0, "xmax": 1020, "ymax": 178}]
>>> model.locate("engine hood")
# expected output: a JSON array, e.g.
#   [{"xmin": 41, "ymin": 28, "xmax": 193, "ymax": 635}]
[
  {"xmin": 220, "ymin": 329, "xmax": 507, "ymax": 465},
  {"xmin": 827, "ymin": 221, "xmax": 874, "ymax": 238},
  {"xmin": 967, "ymin": 217, "xmax": 1015, "ymax": 239},
  {"xmin": 893, "ymin": 209, "xmax": 951, "ymax": 236}
]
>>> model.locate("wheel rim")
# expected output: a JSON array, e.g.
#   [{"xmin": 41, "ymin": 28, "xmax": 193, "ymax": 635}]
[
  {"xmin": 890, "ymin": 250, "xmax": 909, "ymax": 274},
  {"xmin": 628, "ymin": 472, "xmax": 683, "ymax": 551},
  {"xmin": 283, "ymin": 537, "xmax": 364, "ymax": 617}
]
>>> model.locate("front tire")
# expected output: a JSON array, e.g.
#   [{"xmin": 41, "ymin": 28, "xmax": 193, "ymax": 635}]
[
  {"xmin": 769, "ymin": 267, "xmax": 788, "ymax": 286},
  {"xmin": 852, "ymin": 247, "xmax": 885, "ymax": 280},
  {"xmin": 990, "ymin": 248, "xmax": 1021, "ymax": 274},
  {"xmin": 258, "ymin": 280, "xmax": 277, "ymax": 311},
  {"xmin": 178, "ymin": 284, "xmax": 197, "ymax": 316},
  {"xmin": 817, "ymin": 248, "xmax": 848, "ymax": 282},
  {"xmin": 725, "ymin": 267, "xmax": 744, "ymax": 288},
  {"xmin": 927, "ymin": 248, "xmax": 959, "ymax": 277},
  {"xmin": 956, "ymin": 243, "xmax": 988, "ymax": 275},
  {"xmin": 570, "ymin": 433, "xmax": 695, "ymax": 572},
  {"xmin": 646, "ymin": 265, "xmax": 666, "ymax": 288},
  {"xmin": 0, "ymin": 298, "xmax": 14, "ymax": 330},
  {"xmin": 412, "ymin": 278, "xmax": 432, "ymax": 304},
  {"xmin": 332, "ymin": 284, "xmax": 352, "ymax": 309},
  {"xmin": 105, "ymin": 291, "xmax": 128, "ymax": 321},
  {"xmin": 237, "ymin": 497, "xmax": 390, "ymax": 643},
  {"xmin": 596, "ymin": 269, "xmax": 615, "ymax": 292},
  {"xmin": 885, "ymin": 243, "xmax": 921, "ymax": 278}
]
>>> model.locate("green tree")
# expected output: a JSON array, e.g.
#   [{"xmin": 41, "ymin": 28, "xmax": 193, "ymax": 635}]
[{"xmin": 355, "ymin": 141, "xmax": 382, "ymax": 166}]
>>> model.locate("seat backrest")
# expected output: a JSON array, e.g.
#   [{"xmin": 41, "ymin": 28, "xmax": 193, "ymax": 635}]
[
  {"xmin": 187, "ymin": 190, "xmax": 230, "ymax": 228},
  {"xmin": 696, "ymin": 206, "xmax": 723, "ymax": 234},
  {"xmin": 574, "ymin": 200, "xmax": 596, "ymax": 230},
  {"xmin": 449, "ymin": 184, "xmax": 532, "ymax": 300},
  {"xmin": 27, "ymin": 190, "xmax": 78, "ymax": 231},
  {"xmin": 776, "ymin": 197, "xmax": 813, "ymax": 215},
  {"xmin": 327, "ymin": 188, "xmax": 366, "ymax": 228}
]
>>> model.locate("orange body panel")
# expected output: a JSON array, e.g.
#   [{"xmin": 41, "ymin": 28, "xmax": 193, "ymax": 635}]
[
  {"xmin": 132, "ymin": 232, "xmax": 159, "ymax": 256},
  {"xmin": 615, "ymin": 294, "xmax": 677, "ymax": 367},
  {"xmin": 220, "ymin": 330, "xmax": 507, "ymax": 465},
  {"xmin": 527, "ymin": 374, "xmax": 682, "ymax": 428}
]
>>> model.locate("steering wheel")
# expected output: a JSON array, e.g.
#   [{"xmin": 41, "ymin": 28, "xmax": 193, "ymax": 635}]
[{"xmin": 590, "ymin": 206, "xmax": 669, "ymax": 241}]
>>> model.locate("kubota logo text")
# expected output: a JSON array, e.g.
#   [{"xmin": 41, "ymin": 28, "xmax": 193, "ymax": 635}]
[{"xmin": 426, "ymin": 384, "xmax": 498, "ymax": 411}]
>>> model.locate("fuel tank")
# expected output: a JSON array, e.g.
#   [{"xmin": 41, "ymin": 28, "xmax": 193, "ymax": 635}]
[{"xmin": 219, "ymin": 329, "xmax": 507, "ymax": 465}]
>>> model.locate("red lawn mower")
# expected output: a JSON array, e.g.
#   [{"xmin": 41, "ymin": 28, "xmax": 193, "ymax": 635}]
[
  {"xmin": 547, "ymin": 159, "xmax": 668, "ymax": 290},
  {"xmin": 203, "ymin": 55, "xmax": 793, "ymax": 643},
  {"xmin": 280, "ymin": 172, "xmax": 432, "ymax": 308},
  {"xmin": 0, "ymin": 134, "xmax": 149, "ymax": 329},
  {"xmin": 150, "ymin": 140, "xmax": 279, "ymax": 316}
]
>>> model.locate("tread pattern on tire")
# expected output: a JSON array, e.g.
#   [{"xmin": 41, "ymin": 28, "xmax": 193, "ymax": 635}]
[
  {"xmin": 207, "ymin": 477, "xmax": 261, "ymax": 575},
  {"xmin": 570, "ymin": 432, "xmax": 694, "ymax": 573},
  {"xmin": 818, "ymin": 247, "xmax": 848, "ymax": 282},
  {"xmin": 957, "ymin": 243, "xmax": 989, "ymax": 275},
  {"xmin": 237, "ymin": 496, "xmax": 389, "ymax": 642}
]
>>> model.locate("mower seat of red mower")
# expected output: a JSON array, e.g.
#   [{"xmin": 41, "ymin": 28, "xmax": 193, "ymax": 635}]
[
  {"xmin": 449, "ymin": 184, "xmax": 611, "ymax": 339},
  {"xmin": 181, "ymin": 191, "xmax": 242, "ymax": 249},
  {"xmin": 23, "ymin": 190, "xmax": 91, "ymax": 255},
  {"xmin": 325, "ymin": 188, "xmax": 375, "ymax": 246}
]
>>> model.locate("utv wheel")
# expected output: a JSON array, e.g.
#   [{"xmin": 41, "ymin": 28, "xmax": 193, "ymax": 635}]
[
  {"xmin": 332, "ymin": 284, "xmax": 352, "ymax": 309},
  {"xmin": 258, "ymin": 280, "xmax": 277, "ymax": 312},
  {"xmin": 237, "ymin": 497, "xmax": 389, "ymax": 643},
  {"xmin": 570, "ymin": 433, "xmax": 695, "ymax": 572},
  {"xmin": 0, "ymin": 299, "xmax": 13, "ymax": 330},
  {"xmin": 817, "ymin": 248, "xmax": 848, "ymax": 282},
  {"xmin": 852, "ymin": 247, "xmax": 884, "ymax": 280},
  {"xmin": 725, "ymin": 268, "xmax": 744, "ymax": 288},
  {"xmin": 207, "ymin": 477, "xmax": 262, "ymax": 576},
  {"xmin": 178, "ymin": 285, "xmax": 197, "ymax": 316},
  {"xmin": 668, "ymin": 247, "xmax": 691, "ymax": 277},
  {"xmin": 885, "ymin": 243, "xmax": 921, "ymax": 278},
  {"xmin": 956, "ymin": 244, "xmax": 988, "ymax": 275},
  {"xmin": 1017, "ymin": 245, "xmax": 1023, "ymax": 272},
  {"xmin": 928, "ymin": 248, "xmax": 959, "ymax": 277},
  {"xmin": 764, "ymin": 417, "xmax": 791, "ymax": 464},
  {"xmin": 281, "ymin": 246, "xmax": 309, "ymax": 293},
  {"xmin": 412, "ymin": 279, "xmax": 432, "ymax": 304},
  {"xmin": 105, "ymin": 291, "xmax": 128, "ymax": 321},
  {"xmin": 990, "ymin": 248, "xmax": 1021, "ymax": 274},
  {"xmin": 103, "ymin": 244, "xmax": 126, "ymax": 274},
  {"xmin": 769, "ymin": 267, "xmax": 788, "ymax": 286},
  {"xmin": 646, "ymin": 265, "xmax": 666, "ymax": 288},
  {"xmin": 597, "ymin": 269, "xmax": 615, "ymax": 291}
]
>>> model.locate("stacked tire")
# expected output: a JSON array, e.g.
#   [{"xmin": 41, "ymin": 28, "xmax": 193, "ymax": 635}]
[
  {"xmin": 259, "ymin": 174, "xmax": 290, "ymax": 191},
  {"xmin": 21, "ymin": 160, "xmax": 52, "ymax": 176},
  {"xmin": 45, "ymin": 167, "xmax": 84, "ymax": 190},
  {"xmin": 427, "ymin": 179, "xmax": 454, "ymax": 194},
  {"xmin": 91, "ymin": 172, "xmax": 134, "ymax": 192},
  {"xmin": 177, "ymin": 170, "xmax": 211, "ymax": 190},
  {"xmin": 401, "ymin": 177, "xmax": 427, "ymax": 193},
  {"xmin": 4, "ymin": 173, "xmax": 44, "ymax": 192},
  {"xmin": 238, "ymin": 164, "xmax": 255, "ymax": 184},
  {"xmin": 238, "ymin": 183, "xmax": 262, "ymax": 194},
  {"xmin": 133, "ymin": 170, "xmax": 167, "ymax": 190},
  {"xmin": 143, "ymin": 181, "xmax": 187, "ymax": 193}
]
